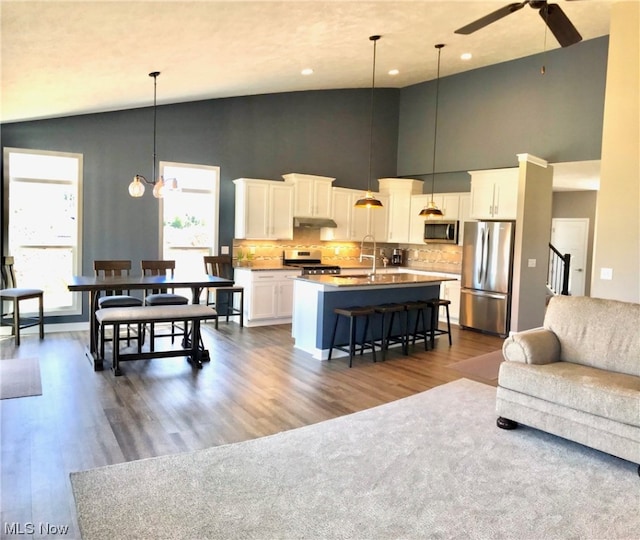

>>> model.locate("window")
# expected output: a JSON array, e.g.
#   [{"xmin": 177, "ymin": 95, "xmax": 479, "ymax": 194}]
[
  {"xmin": 160, "ymin": 162, "xmax": 219, "ymax": 273},
  {"xmin": 4, "ymin": 148, "xmax": 83, "ymax": 315}
]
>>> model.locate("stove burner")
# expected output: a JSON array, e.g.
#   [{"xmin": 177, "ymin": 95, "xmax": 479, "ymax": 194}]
[{"xmin": 282, "ymin": 249, "xmax": 341, "ymax": 275}]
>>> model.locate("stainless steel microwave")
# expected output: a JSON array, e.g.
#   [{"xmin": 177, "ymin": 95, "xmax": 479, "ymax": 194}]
[{"xmin": 424, "ymin": 220, "xmax": 459, "ymax": 244}]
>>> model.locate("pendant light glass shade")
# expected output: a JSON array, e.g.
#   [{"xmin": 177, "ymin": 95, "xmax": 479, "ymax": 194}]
[
  {"xmin": 128, "ymin": 71, "xmax": 175, "ymax": 199},
  {"xmin": 420, "ymin": 44, "xmax": 445, "ymax": 218},
  {"xmin": 128, "ymin": 175, "xmax": 145, "ymax": 197},
  {"xmin": 354, "ymin": 35, "xmax": 383, "ymax": 209}
]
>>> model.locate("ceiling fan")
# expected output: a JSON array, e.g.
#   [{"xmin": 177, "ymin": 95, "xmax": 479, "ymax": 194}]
[{"xmin": 454, "ymin": 1, "xmax": 583, "ymax": 48}]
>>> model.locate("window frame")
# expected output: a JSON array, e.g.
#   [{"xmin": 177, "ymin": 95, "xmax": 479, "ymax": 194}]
[{"xmin": 3, "ymin": 147, "xmax": 83, "ymax": 316}]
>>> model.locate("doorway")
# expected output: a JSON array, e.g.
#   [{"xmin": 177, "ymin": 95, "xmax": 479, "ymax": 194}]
[{"xmin": 551, "ymin": 218, "xmax": 589, "ymax": 296}]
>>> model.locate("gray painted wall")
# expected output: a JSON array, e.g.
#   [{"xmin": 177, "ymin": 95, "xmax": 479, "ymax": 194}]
[
  {"xmin": 1, "ymin": 38, "xmax": 608, "ymax": 322},
  {"xmin": 397, "ymin": 37, "xmax": 607, "ymax": 190}
]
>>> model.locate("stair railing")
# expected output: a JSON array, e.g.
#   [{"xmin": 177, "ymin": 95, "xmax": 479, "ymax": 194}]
[{"xmin": 548, "ymin": 244, "xmax": 571, "ymax": 296}]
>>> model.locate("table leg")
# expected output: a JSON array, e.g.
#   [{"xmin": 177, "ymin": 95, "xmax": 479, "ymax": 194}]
[
  {"xmin": 84, "ymin": 290, "xmax": 104, "ymax": 371},
  {"xmin": 189, "ymin": 285, "xmax": 210, "ymax": 362}
]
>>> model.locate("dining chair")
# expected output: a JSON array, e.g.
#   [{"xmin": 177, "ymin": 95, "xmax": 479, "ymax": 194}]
[
  {"xmin": 203, "ymin": 255, "xmax": 244, "ymax": 329},
  {"xmin": 1, "ymin": 256, "xmax": 45, "ymax": 346},
  {"xmin": 140, "ymin": 260, "xmax": 189, "ymax": 350},
  {"xmin": 93, "ymin": 260, "xmax": 143, "ymax": 359}
]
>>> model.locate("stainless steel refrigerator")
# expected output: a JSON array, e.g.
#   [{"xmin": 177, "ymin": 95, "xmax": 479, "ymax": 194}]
[{"xmin": 460, "ymin": 221, "xmax": 515, "ymax": 337}]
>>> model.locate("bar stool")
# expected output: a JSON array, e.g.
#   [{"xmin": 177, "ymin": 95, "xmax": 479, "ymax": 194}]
[
  {"xmin": 403, "ymin": 300, "xmax": 431, "ymax": 351},
  {"xmin": 373, "ymin": 303, "xmax": 407, "ymax": 360},
  {"xmin": 426, "ymin": 298, "xmax": 453, "ymax": 348},
  {"xmin": 328, "ymin": 306, "xmax": 377, "ymax": 367}
]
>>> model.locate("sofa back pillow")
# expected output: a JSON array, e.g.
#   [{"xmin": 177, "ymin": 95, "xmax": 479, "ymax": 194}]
[{"xmin": 544, "ymin": 296, "xmax": 640, "ymax": 377}]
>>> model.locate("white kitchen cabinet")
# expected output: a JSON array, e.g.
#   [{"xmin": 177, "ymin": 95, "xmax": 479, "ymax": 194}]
[
  {"xmin": 320, "ymin": 188, "xmax": 388, "ymax": 242},
  {"xmin": 469, "ymin": 168, "xmax": 519, "ymax": 220},
  {"xmin": 408, "ymin": 194, "xmax": 431, "ymax": 244},
  {"xmin": 233, "ymin": 269, "xmax": 300, "ymax": 326},
  {"xmin": 378, "ymin": 178, "xmax": 423, "ymax": 243},
  {"xmin": 457, "ymin": 193, "xmax": 471, "ymax": 246},
  {"xmin": 440, "ymin": 278, "xmax": 461, "ymax": 324},
  {"xmin": 282, "ymin": 173, "xmax": 335, "ymax": 219},
  {"xmin": 233, "ymin": 178, "xmax": 294, "ymax": 239}
]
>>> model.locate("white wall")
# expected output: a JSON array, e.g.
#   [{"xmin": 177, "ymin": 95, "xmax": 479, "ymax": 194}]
[{"xmin": 591, "ymin": 1, "xmax": 640, "ymax": 302}]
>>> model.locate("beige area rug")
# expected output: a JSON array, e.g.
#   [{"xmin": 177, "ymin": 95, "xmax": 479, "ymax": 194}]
[
  {"xmin": 449, "ymin": 349, "xmax": 504, "ymax": 382},
  {"xmin": 70, "ymin": 378, "xmax": 639, "ymax": 540},
  {"xmin": 0, "ymin": 357, "xmax": 42, "ymax": 399}
]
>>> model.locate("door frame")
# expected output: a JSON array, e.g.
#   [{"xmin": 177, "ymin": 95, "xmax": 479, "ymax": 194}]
[{"xmin": 551, "ymin": 218, "xmax": 590, "ymax": 296}]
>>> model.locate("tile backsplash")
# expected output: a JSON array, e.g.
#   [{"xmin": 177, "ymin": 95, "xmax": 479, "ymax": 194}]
[{"xmin": 233, "ymin": 228, "xmax": 462, "ymax": 273}]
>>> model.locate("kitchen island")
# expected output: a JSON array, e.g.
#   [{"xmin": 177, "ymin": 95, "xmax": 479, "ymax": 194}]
[{"xmin": 292, "ymin": 272, "xmax": 455, "ymax": 360}]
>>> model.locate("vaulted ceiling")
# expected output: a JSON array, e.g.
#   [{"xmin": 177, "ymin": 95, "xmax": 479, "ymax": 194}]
[{"xmin": 0, "ymin": 0, "xmax": 614, "ymax": 124}]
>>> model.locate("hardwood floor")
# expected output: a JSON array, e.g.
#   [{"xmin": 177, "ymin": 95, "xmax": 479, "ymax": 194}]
[{"xmin": 0, "ymin": 322, "xmax": 502, "ymax": 539}]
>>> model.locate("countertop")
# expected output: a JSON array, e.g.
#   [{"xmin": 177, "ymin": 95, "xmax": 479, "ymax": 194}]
[
  {"xmin": 235, "ymin": 263, "xmax": 460, "ymax": 276},
  {"xmin": 294, "ymin": 272, "xmax": 455, "ymax": 288}
]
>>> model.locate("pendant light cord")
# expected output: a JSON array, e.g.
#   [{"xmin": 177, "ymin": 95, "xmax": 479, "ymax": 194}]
[
  {"xmin": 150, "ymin": 71, "xmax": 160, "ymax": 184},
  {"xmin": 368, "ymin": 36, "xmax": 380, "ymax": 193},
  {"xmin": 431, "ymin": 44, "xmax": 444, "ymax": 199}
]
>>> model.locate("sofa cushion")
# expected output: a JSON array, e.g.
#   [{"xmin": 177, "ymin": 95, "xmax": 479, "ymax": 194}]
[
  {"xmin": 544, "ymin": 296, "xmax": 640, "ymax": 377},
  {"xmin": 498, "ymin": 360, "xmax": 640, "ymax": 428}
]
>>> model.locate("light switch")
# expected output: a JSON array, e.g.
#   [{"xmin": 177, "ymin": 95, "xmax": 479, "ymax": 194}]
[
  {"xmin": 221, "ymin": 246, "xmax": 229, "ymax": 255},
  {"xmin": 527, "ymin": 259, "xmax": 536, "ymax": 268},
  {"xmin": 600, "ymin": 267, "xmax": 613, "ymax": 280}
]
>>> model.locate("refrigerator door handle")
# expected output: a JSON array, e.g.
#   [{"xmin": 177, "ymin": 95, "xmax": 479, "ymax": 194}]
[
  {"xmin": 485, "ymin": 227, "xmax": 491, "ymax": 284},
  {"xmin": 477, "ymin": 228, "xmax": 485, "ymax": 283},
  {"xmin": 463, "ymin": 289, "xmax": 508, "ymax": 300},
  {"xmin": 481, "ymin": 228, "xmax": 490, "ymax": 284}
]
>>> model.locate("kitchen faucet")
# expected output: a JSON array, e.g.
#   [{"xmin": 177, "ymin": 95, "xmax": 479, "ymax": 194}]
[{"xmin": 359, "ymin": 234, "xmax": 377, "ymax": 276}]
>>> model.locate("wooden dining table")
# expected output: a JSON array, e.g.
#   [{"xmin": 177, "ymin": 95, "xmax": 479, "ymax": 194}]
[{"xmin": 67, "ymin": 273, "xmax": 234, "ymax": 370}]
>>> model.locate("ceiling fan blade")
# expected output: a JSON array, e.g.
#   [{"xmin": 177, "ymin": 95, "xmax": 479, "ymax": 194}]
[
  {"xmin": 455, "ymin": 2, "xmax": 528, "ymax": 35},
  {"xmin": 539, "ymin": 3, "xmax": 583, "ymax": 47}
]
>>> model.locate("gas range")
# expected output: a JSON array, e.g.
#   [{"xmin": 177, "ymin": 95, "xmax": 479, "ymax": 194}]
[{"xmin": 282, "ymin": 249, "xmax": 341, "ymax": 275}]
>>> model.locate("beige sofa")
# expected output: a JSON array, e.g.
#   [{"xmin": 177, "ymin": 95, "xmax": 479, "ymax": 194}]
[{"xmin": 496, "ymin": 295, "xmax": 640, "ymax": 471}]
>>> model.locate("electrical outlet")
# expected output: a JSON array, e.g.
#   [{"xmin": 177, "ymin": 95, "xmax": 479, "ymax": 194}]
[
  {"xmin": 221, "ymin": 246, "xmax": 229, "ymax": 255},
  {"xmin": 527, "ymin": 258, "xmax": 536, "ymax": 268},
  {"xmin": 250, "ymin": 246, "xmax": 256, "ymax": 254},
  {"xmin": 334, "ymin": 247, "xmax": 340, "ymax": 255}
]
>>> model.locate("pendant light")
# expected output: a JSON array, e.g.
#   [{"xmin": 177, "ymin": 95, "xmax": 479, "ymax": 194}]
[
  {"xmin": 128, "ymin": 71, "xmax": 175, "ymax": 198},
  {"xmin": 419, "ymin": 44, "xmax": 445, "ymax": 217},
  {"xmin": 354, "ymin": 35, "xmax": 383, "ymax": 209}
]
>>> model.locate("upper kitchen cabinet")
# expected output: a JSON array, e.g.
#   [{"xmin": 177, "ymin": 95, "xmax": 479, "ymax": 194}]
[
  {"xmin": 282, "ymin": 173, "xmax": 335, "ymax": 219},
  {"xmin": 320, "ymin": 187, "xmax": 388, "ymax": 241},
  {"xmin": 233, "ymin": 178, "xmax": 294, "ymax": 240},
  {"xmin": 408, "ymin": 194, "xmax": 431, "ymax": 244},
  {"xmin": 378, "ymin": 178, "xmax": 423, "ymax": 243},
  {"xmin": 469, "ymin": 168, "xmax": 518, "ymax": 220}
]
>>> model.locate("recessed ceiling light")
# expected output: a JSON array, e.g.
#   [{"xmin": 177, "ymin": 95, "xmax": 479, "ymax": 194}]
[
  {"xmin": 301, "ymin": 68, "xmax": 314, "ymax": 76},
  {"xmin": 388, "ymin": 69, "xmax": 399, "ymax": 76},
  {"xmin": 461, "ymin": 53, "xmax": 472, "ymax": 61}
]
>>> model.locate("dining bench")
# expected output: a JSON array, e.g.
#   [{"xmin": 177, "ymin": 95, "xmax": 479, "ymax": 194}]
[{"xmin": 95, "ymin": 304, "xmax": 217, "ymax": 375}]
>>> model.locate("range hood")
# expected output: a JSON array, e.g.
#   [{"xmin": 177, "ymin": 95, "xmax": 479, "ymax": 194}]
[{"xmin": 293, "ymin": 217, "xmax": 337, "ymax": 228}]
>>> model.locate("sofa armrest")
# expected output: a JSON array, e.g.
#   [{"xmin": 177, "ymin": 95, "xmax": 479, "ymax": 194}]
[{"xmin": 502, "ymin": 327, "xmax": 560, "ymax": 365}]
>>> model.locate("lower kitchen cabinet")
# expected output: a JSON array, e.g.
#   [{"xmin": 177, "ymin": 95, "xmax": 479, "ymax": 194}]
[
  {"xmin": 440, "ymin": 278, "xmax": 461, "ymax": 324},
  {"xmin": 233, "ymin": 269, "xmax": 301, "ymax": 327}
]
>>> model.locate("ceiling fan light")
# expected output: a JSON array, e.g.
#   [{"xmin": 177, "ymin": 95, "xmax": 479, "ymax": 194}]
[
  {"xmin": 355, "ymin": 191, "xmax": 383, "ymax": 209},
  {"xmin": 128, "ymin": 175, "xmax": 145, "ymax": 197}
]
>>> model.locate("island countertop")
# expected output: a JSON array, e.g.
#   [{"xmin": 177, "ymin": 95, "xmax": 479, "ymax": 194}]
[{"xmin": 294, "ymin": 272, "xmax": 455, "ymax": 288}]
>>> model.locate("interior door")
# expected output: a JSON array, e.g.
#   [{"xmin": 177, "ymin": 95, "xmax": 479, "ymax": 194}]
[{"xmin": 551, "ymin": 218, "xmax": 589, "ymax": 296}]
